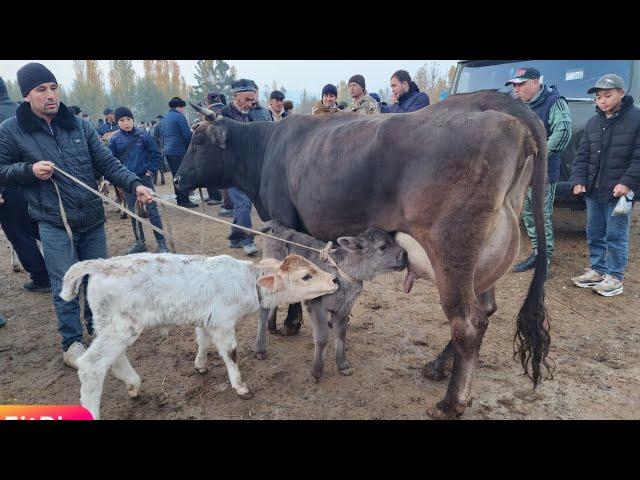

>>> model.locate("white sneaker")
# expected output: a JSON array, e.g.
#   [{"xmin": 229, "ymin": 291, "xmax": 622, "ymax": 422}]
[
  {"xmin": 592, "ymin": 275, "xmax": 624, "ymax": 297},
  {"xmin": 63, "ymin": 341, "xmax": 87, "ymax": 370},
  {"xmin": 571, "ymin": 268, "xmax": 604, "ymax": 288},
  {"xmin": 243, "ymin": 243, "xmax": 260, "ymax": 256}
]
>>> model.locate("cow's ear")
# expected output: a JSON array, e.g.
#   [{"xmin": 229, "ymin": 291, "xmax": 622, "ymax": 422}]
[
  {"xmin": 213, "ymin": 124, "xmax": 227, "ymax": 149},
  {"xmin": 337, "ymin": 236, "xmax": 367, "ymax": 252}
]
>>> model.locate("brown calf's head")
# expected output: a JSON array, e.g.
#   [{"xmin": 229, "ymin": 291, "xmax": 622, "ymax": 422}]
[{"xmin": 257, "ymin": 254, "xmax": 338, "ymax": 306}]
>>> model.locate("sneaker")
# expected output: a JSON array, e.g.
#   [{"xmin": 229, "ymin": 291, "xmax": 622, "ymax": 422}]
[
  {"xmin": 156, "ymin": 241, "xmax": 169, "ymax": 253},
  {"xmin": 62, "ymin": 341, "xmax": 87, "ymax": 370},
  {"xmin": 127, "ymin": 241, "xmax": 147, "ymax": 254},
  {"xmin": 229, "ymin": 241, "xmax": 244, "ymax": 249},
  {"xmin": 0, "ymin": 314, "xmax": 6, "ymax": 328},
  {"xmin": 23, "ymin": 281, "xmax": 52, "ymax": 293},
  {"xmin": 512, "ymin": 251, "xmax": 537, "ymax": 273},
  {"xmin": 207, "ymin": 198, "xmax": 223, "ymax": 206},
  {"xmin": 572, "ymin": 268, "xmax": 605, "ymax": 288},
  {"xmin": 243, "ymin": 243, "xmax": 260, "ymax": 256},
  {"xmin": 592, "ymin": 275, "xmax": 624, "ymax": 297},
  {"xmin": 218, "ymin": 207, "xmax": 234, "ymax": 218},
  {"xmin": 178, "ymin": 201, "xmax": 199, "ymax": 208}
]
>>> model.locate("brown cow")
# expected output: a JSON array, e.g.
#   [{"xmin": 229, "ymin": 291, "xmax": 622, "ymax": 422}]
[{"xmin": 176, "ymin": 90, "xmax": 553, "ymax": 418}]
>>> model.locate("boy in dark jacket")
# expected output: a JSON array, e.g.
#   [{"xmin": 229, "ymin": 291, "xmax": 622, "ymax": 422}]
[
  {"xmin": 109, "ymin": 107, "xmax": 167, "ymax": 254},
  {"xmin": 570, "ymin": 74, "xmax": 640, "ymax": 296}
]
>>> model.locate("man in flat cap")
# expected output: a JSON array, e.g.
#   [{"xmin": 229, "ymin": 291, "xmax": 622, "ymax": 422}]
[
  {"xmin": 347, "ymin": 74, "xmax": 380, "ymax": 114},
  {"xmin": 218, "ymin": 79, "xmax": 262, "ymax": 256},
  {"xmin": 97, "ymin": 106, "xmax": 118, "ymax": 136},
  {"xmin": 268, "ymin": 90, "xmax": 288, "ymax": 122},
  {"xmin": 507, "ymin": 66, "xmax": 573, "ymax": 273},
  {"xmin": 570, "ymin": 73, "xmax": 640, "ymax": 297},
  {"xmin": 0, "ymin": 62, "xmax": 155, "ymax": 369},
  {"xmin": 162, "ymin": 96, "xmax": 198, "ymax": 208}
]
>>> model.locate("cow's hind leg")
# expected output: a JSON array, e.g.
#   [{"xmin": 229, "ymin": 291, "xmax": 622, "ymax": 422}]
[{"xmin": 423, "ymin": 287, "xmax": 497, "ymax": 381}]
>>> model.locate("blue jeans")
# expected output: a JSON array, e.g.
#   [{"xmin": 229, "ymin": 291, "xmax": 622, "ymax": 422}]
[
  {"xmin": 124, "ymin": 175, "xmax": 165, "ymax": 245},
  {"xmin": 227, "ymin": 187, "xmax": 254, "ymax": 246},
  {"xmin": 585, "ymin": 195, "xmax": 632, "ymax": 280},
  {"xmin": 38, "ymin": 222, "xmax": 108, "ymax": 351}
]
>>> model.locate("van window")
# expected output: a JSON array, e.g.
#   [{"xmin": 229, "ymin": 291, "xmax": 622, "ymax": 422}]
[{"xmin": 455, "ymin": 60, "xmax": 633, "ymax": 99}]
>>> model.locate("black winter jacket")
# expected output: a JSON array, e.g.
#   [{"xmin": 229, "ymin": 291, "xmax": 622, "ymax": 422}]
[
  {"xmin": 571, "ymin": 95, "xmax": 640, "ymax": 202},
  {"xmin": 0, "ymin": 77, "xmax": 19, "ymax": 196},
  {"xmin": 0, "ymin": 101, "xmax": 142, "ymax": 232}
]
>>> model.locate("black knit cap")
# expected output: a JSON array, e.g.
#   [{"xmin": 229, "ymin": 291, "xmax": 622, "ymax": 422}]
[
  {"xmin": 103, "ymin": 107, "xmax": 114, "ymax": 115},
  {"xmin": 17, "ymin": 62, "xmax": 58, "ymax": 97},
  {"xmin": 114, "ymin": 106, "xmax": 134, "ymax": 122},
  {"xmin": 169, "ymin": 96, "xmax": 186, "ymax": 108},
  {"xmin": 348, "ymin": 74, "xmax": 365, "ymax": 91},
  {"xmin": 68, "ymin": 105, "xmax": 81, "ymax": 115},
  {"xmin": 322, "ymin": 84, "xmax": 338, "ymax": 97}
]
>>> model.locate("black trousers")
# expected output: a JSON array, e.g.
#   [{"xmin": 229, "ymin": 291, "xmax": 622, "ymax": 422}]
[
  {"xmin": 165, "ymin": 154, "xmax": 191, "ymax": 204},
  {"xmin": 0, "ymin": 187, "xmax": 49, "ymax": 285}
]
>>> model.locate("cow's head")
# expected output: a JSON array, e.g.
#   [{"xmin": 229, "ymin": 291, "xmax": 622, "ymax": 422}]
[
  {"xmin": 257, "ymin": 254, "xmax": 338, "ymax": 307},
  {"xmin": 174, "ymin": 102, "xmax": 233, "ymax": 192}
]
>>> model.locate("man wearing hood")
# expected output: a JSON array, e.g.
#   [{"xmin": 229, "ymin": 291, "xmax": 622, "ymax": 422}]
[
  {"xmin": 383, "ymin": 70, "xmax": 430, "ymax": 114},
  {"xmin": 0, "ymin": 76, "xmax": 51, "ymax": 296},
  {"xmin": 0, "ymin": 63, "xmax": 155, "ymax": 369}
]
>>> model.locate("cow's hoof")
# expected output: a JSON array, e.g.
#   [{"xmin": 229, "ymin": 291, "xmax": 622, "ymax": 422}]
[
  {"xmin": 278, "ymin": 323, "xmax": 301, "ymax": 336},
  {"xmin": 255, "ymin": 352, "xmax": 267, "ymax": 360},
  {"xmin": 339, "ymin": 367, "xmax": 353, "ymax": 376},
  {"xmin": 238, "ymin": 389, "xmax": 253, "ymax": 400},
  {"xmin": 11, "ymin": 265, "xmax": 21, "ymax": 273},
  {"xmin": 422, "ymin": 360, "xmax": 450, "ymax": 381}
]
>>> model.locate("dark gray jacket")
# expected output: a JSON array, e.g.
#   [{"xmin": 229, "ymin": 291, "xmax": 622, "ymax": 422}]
[
  {"xmin": 0, "ymin": 101, "xmax": 142, "ymax": 232},
  {"xmin": 571, "ymin": 95, "xmax": 640, "ymax": 202}
]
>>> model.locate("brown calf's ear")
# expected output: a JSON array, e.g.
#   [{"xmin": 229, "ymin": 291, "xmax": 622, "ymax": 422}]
[
  {"xmin": 213, "ymin": 124, "xmax": 227, "ymax": 149},
  {"xmin": 337, "ymin": 236, "xmax": 367, "ymax": 252}
]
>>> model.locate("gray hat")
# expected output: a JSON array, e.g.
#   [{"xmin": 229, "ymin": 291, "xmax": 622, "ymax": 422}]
[
  {"xmin": 232, "ymin": 79, "xmax": 257, "ymax": 93},
  {"xmin": 587, "ymin": 74, "xmax": 626, "ymax": 94}
]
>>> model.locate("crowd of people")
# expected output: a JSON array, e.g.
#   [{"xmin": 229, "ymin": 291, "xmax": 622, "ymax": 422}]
[{"xmin": 0, "ymin": 61, "xmax": 638, "ymax": 369}]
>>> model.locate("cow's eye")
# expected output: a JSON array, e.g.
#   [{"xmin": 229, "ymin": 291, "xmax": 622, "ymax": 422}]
[
  {"xmin": 378, "ymin": 244, "xmax": 387, "ymax": 252},
  {"xmin": 302, "ymin": 274, "xmax": 312, "ymax": 281}
]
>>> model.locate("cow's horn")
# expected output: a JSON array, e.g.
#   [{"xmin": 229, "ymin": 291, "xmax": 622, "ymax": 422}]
[{"xmin": 189, "ymin": 101, "xmax": 217, "ymax": 121}]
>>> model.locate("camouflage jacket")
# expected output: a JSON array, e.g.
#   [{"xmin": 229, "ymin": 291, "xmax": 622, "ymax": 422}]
[{"xmin": 347, "ymin": 93, "xmax": 380, "ymax": 115}]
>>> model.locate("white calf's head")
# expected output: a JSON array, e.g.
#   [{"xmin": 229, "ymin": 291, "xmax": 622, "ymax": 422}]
[{"xmin": 257, "ymin": 254, "xmax": 338, "ymax": 306}]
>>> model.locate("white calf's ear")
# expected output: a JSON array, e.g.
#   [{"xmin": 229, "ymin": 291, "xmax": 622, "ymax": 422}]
[
  {"xmin": 259, "ymin": 258, "xmax": 282, "ymax": 269},
  {"xmin": 337, "ymin": 236, "xmax": 366, "ymax": 252},
  {"xmin": 257, "ymin": 275, "xmax": 282, "ymax": 292}
]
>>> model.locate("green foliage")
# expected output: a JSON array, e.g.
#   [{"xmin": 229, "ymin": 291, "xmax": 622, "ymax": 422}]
[
  {"xmin": 296, "ymin": 89, "xmax": 319, "ymax": 114},
  {"xmin": 4, "ymin": 79, "xmax": 22, "ymax": 102},
  {"xmin": 108, "ymin": 60, "xmax": 137, "ymax": 111}
]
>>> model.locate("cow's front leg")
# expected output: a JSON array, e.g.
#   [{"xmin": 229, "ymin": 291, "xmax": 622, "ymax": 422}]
[{"xmin": 279, "ymin": 302, "xmax": 302, "ymax": 336}]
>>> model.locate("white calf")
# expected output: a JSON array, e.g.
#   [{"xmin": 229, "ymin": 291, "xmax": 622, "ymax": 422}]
[{"xmin": 59, "ymin": 252, "xmax": 337, "ymax": 419}]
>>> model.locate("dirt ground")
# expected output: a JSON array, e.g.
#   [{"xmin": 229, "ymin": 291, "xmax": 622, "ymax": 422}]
[{"xmin": 1, "ymin": 177, "xmax": 639, "ymax": 420}]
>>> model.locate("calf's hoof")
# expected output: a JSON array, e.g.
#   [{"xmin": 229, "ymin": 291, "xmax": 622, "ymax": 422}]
[
  {"xmin": 194, "ymin": 364, "xmax": 208, "ymax": 374},
  {"xmin": 255, "ymin": 352, "xmax": 267, "ymax": 360},
  {"xmin": 422, "ymin": 360, "xmax": 450, "ymax": 381},
  {"xmin": 237, "ymin": 389, "xmax": 253, "ymax": 400},
  {"xmin": 127, "ymin": 384, "xmax": 141, "ymax": 398},
  {"xmin": 12, "ymin": 265, "xmax": 21, "ymax": 273},
  {"xmin": 339, "ymin": 366, "xmax": 354, "ymax": 376},
  {"xmin": 278, "ymin": 323, "xmax": 301, "ymax": 336},
  {"xmin": 426, "ymin": 400, "xmax": 465, "ymax": 420},
  {"xmin": 310, "ymin": 368, "xmax": 323, "ymax": 382}
]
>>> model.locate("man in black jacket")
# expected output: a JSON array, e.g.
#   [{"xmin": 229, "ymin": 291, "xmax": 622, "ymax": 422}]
[
  {"xmin": 0, "ymin": 76, "xmax": 50, "ymax": 294},
  {"xmin": 0, "ymin": 63, "xmax": 155, "ymax": 368},
  {"xmin": 570, "ymin": 74, "xmax": 640, "ymax": 297}
]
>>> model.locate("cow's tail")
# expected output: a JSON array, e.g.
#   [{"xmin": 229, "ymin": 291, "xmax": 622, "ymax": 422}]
[
  {"xmin": 514, "ymin": 117, "xmax": 554, "ymax": 388},
  {"xmin": 59, "ymin": 260, "xmax": 103, "ymax": 301}
]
